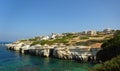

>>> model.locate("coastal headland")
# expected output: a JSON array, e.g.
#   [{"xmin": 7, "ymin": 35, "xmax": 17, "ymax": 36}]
[{"xmin": 6, "ymin": 29, "xmax": 114, "ymax": 62}]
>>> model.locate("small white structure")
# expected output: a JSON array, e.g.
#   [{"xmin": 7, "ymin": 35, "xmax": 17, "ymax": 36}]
[
  {"xmin": 41, "ymin": 36, "xmax": 50, "ymax": 40},
  {"xmin": 49, "ymin": 33, "xmax": 57, "ymax": 39},
  {"xmin": 82, "ymin": 30, "xmax": 97, "ymax": 36},
  {"xmin": 103, "ymin": 28, "xmax": 112, "ymax": 34},
  {"xmin": 87, "ymin": 30, "xmax": 97, "ymax": 36}
]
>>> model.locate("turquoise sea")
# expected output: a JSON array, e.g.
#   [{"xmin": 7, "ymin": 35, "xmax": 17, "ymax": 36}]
[{"xmin": 0, "ymin": 44, "xmax": 93, "ymax": 71}]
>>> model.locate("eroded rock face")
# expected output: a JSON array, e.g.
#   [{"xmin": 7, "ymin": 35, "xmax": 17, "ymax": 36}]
[
  {"xmin": 13, "ymin": 43, "xmax": 25, "ymax": 51},
  {"xmin": 37, "ymin": 49, "xmax": 50, "ymax": 57},
  {"xmin": 29, "ymin": 48, "xmax": 50, "ymax": 57},
  {"xmin": 53, "ymin": 47, "xmax": 73, "ymax": 60},
  {"xmin": 52, "ymin": 47, "xmax": 94, "ymax": 61},
  {"xmin": 6, "ymin": 44, "xmax": 15, "ymax": 50},
  {"xmin": 20, "ymin": 45, "xmax": 30, "ymax": 53},
  {"xmin": 6, "ymin": 42, "xmax": 98, "ymax": 62}
]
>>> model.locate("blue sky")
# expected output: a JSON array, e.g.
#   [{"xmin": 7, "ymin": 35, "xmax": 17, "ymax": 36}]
[{"xmin": 0, "ymin": 0, "xmax": 120, "ymax": 41}]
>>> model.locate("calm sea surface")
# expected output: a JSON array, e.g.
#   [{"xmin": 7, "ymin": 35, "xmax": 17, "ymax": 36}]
[{"xmin": 0, "ymin": 45, "xmax": 93, "ymax": 71}]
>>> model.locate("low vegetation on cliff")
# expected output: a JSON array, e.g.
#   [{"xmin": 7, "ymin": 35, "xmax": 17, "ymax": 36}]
[
  {"xmin": 19, "ymin": 32, "xmax": 113, "ymax": 47},
  {"xmin": 31, "ymin": 38, "xmax": 69, "ymax": 46}
]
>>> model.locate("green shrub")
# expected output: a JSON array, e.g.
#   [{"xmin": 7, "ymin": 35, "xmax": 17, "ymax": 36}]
[
  {"xmin": 89, "ymin": 55, "xmax": 120, "ymax": 71},
  {"xmin": 96, "ymin": 30, "xmax": 120, "ymax": 62}
]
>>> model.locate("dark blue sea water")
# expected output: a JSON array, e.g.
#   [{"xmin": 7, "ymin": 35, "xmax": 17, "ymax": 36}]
[{"xmin": 0, "ymin": 45, "xmax": 93, "ymax": 71}]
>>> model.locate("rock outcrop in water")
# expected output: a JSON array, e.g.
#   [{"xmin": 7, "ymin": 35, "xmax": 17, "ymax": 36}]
[{"xmin": 6, "ymin": 41, "xmax": 101, "ymax": 62}]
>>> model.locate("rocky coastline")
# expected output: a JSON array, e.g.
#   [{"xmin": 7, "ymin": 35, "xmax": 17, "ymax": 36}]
[{"xmin": 6, "ymin": 41, "xmax": 101, "ymax": 63}]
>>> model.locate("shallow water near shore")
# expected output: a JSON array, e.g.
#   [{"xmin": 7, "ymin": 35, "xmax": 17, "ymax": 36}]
[{"xmin": 0, "ymin": 45, "xmax": 93, "ymax": 71}]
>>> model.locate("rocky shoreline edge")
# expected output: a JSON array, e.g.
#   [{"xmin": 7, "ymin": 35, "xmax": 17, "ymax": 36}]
[{"xmin": 6, "ymin": 41, "xmax": 101, "ymax": 63}]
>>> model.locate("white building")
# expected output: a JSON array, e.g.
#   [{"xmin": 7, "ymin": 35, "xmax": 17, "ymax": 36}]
[
  {"xmin": 87, "ymin": 30, "xmax": 97, "ymax": 36},
  {"xmin": 103, "ymin": 28, "xmax": 112, "ymax": 34},
  {"xmin": 82, "ymin": 30, "xmax": 97, "ymax": 36},
  {"xmin": 41, "ymin": 36, "xmax": 50, "ymax": 40},
  {"xmin": 49, "ymin": 33, "xmax": 57, "ymax": 39}
]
